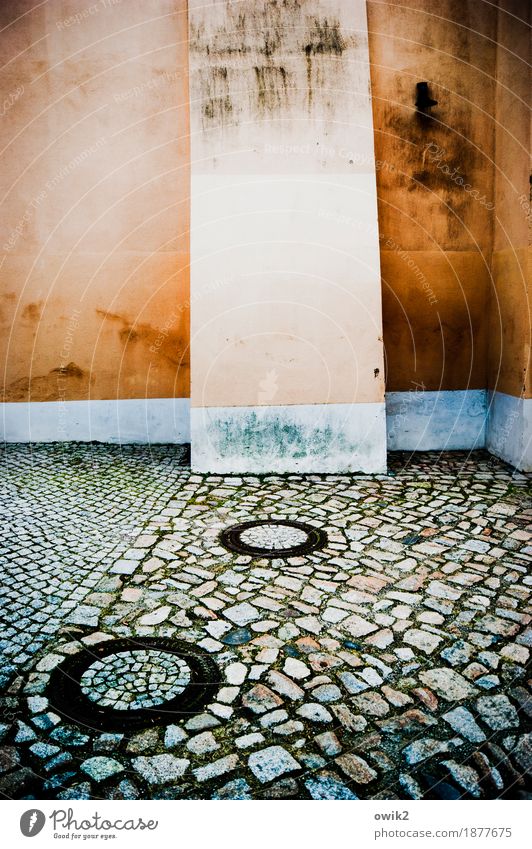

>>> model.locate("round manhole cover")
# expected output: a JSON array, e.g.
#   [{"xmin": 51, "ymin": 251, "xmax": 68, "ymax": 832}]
[
  {"xmin": 219, "ymin": 519, "xmax": 328, "ymax": 558},
  {"xmin": 48, "ymin": 638, "xmax": 221, "ymax": 731}
]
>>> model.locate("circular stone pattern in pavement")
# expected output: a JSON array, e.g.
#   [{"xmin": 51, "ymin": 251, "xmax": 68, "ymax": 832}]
[
  {"xmin": 80, "ymin": 649, "xmax": 191, "ymax": 711},
  {"xmin": 219, "ymin": 519, "xmax": 328, "ymax": 558},
  {"xmin": 49, "ymin": 638, "xmax": 220, "ymax": 731}
]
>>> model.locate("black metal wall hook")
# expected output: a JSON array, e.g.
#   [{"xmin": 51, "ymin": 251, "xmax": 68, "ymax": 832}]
[{"xmin": 415, "ymin": 81, "xmax": 438, "ymax": 112}]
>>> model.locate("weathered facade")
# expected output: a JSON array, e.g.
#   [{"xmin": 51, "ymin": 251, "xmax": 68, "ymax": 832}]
[
  {"xmin": 368, "ymin": 0, "xmax": 531, "ymax": 467},
  {"xmin": 0, "ymin": 0, "xmax": 530, "ymax": 469},
  {"xmin": 1, "ymin": 0, "xmax": 191, "ymax": 442},
  {"xmin": 188, "ymin": 0, "xmax": 386, "ymax": 471}
]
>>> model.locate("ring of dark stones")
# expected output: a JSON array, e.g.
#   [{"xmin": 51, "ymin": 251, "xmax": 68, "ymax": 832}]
[
  {"xmin": 48, "ymin": 638, "xmax": 221, "ymax": 732},
  {"xmin": 219, "ymin": 519, "xmax": 328, "ymax": 558}
]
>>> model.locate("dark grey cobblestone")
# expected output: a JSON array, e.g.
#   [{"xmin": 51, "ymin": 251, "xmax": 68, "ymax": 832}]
[{"xmin": 0, "ymin": 444, "xmax": 531, "ymax": 800}]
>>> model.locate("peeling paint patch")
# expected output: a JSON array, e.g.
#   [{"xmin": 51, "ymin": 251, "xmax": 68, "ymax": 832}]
[
  {"xmin": 50, "ymin": 361, "xmax": 85, "ymax": 378},
  {"xmin": 119, "ymin": 327, "xmax": 140, "ymax": 343},
  {"xmin": 96, "ymin": 309, "xmax": 188, "ymax": 367},
  {"xmin": 200, "ymin": 66, "xmax": 234, "ymax": 126},
  {"xmin": 3, "ymin": 363, "xmax": 92, "ymax": 402}
]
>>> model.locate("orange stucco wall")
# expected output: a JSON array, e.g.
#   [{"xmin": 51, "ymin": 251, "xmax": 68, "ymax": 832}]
[
  {"xmin": 1, "ymin": 1, "xmax": 529, "ymax": 406},
  {"xmin": 0, "ymin": 0, "xmax": 190, "ymax": 403},
  {"xmin": 367, "ymin": 0, "xmax": 498, "ymax": 393},
  {"xmin": 488, "ymin": 0, "xmax": 531, "ymax": 399}
]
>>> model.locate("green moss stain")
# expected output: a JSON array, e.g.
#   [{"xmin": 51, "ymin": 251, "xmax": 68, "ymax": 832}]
[{"xmin": 211, "ymin": 412, "xmax": 354, "ymax": 460}]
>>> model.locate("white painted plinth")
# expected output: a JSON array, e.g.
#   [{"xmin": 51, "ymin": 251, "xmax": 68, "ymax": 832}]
[{"xmin": 191, "ymin": 402, "xmax": 386, "ymax": 473}]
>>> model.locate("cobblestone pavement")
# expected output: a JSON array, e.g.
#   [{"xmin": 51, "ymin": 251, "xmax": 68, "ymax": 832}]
[{"xmin": 1, "ymin": 444, "xmax": 531, "ymax": 801}]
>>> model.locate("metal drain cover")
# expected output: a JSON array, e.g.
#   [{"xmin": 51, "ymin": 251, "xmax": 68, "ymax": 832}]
[
  {"xmin": 48, "ymin": 638, "xmax": 221, "ymax": 731},
  {"xmin": 220, "ymin": 519, "xmax": 328, "ymax": 558}
]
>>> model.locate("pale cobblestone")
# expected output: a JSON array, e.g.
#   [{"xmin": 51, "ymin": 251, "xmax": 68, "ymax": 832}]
[{"xmin": 0, "ymin": 445, "xmax": 530, "ymax": 800}]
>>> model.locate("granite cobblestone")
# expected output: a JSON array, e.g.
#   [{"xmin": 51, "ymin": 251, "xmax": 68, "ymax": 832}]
[{"xmin": 0, "ymin": 445, "xmax": 530, "ymax": 800}]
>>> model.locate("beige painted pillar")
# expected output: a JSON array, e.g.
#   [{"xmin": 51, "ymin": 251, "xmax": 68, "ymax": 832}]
[{"xmin": 188, "ymin": 0, "xmax": 385, "ymax": 472}]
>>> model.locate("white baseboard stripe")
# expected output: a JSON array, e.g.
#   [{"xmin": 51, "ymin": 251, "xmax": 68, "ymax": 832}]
[
  {"xmin": 4, "ymin": 392, "xmax": 529, "ymax": 472},
  {"xmin": 386, "ymin": 389, "xmax": 487, "ymax": 451},
  {"xmin": 486, "ymin": 391, "xmax": 532, "ymax": 472},
  {"xmin": 1, "ymin": 398, "xmax": 191, "ymax": 444}
]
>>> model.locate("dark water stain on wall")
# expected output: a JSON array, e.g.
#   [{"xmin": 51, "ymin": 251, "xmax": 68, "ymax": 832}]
[
  {"xmin": 192, "ymin": 3, "xmax": 350, "ymax": 123},
  {"xmin": 302, "ymin": 17, "xmax": 346, "ymax": 112},
  {"xmin": 303, "ymin": 17, "xmax": 345, "ymax": 56},
  {"xmin": 382, "ymin": 100, "xmax": 481, "ymax": 198},
  {"xmin": 21, "ymin": 301, "xmax": 43, "ymax": 322},
  {"xmin": 96, "ymin": 308, "xmax": 189, "ymax": 369},
  {"xmin": 200, "ymin": 66, "xmax": 234, "ymax": 127},
  {"xmin": 3, "ymin": 362, "xmax": 90, "ymax": 402},
  {"xmin": 254, "ymin": 65, "xmax": 290, "ymax": 112}
]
